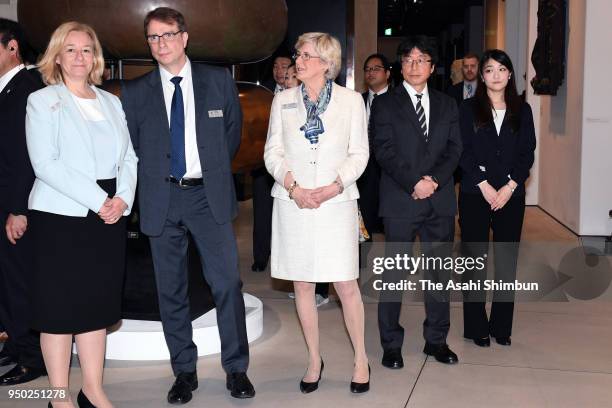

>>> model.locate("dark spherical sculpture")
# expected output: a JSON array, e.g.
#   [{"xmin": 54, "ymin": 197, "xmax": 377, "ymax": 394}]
[{"xmin": 18, "ymin": 0, "xmax": 288, "ymax": 63}]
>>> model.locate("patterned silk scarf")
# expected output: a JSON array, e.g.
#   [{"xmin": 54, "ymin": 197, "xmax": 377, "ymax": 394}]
[{"xmin": 300, "ymin": 79, "xmax": 333, "ymax": 144}]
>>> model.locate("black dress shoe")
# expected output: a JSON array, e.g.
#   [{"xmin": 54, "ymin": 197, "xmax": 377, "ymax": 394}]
[
  {"xmin": 423, "ymin": 343, "xmax": 459, "ymax": 364},
  {"xmin": 494, "ymin": 336, "xmax": 512, "ymax": 346},
  {"xmin": 226, "ymin": 372, "xmax": 255, "ymax": 398},
  {"xmin": 251, "ymin": 261, "xmax": 267, "ymax": 272},
  {"xmin": 0, "ymin": 364, "xmax": 46, "ymax": 386},
  {"xmin": 464, "ymin": 335, "xmax": 490, "ymax": 347},
  {"xmin": 77, "ymin": 389, "xmax": 96, "ymax": 408},
  {"xmin": 350, "ymin": 364, "xmax": 370, "ymax": 394},
  {"xmin": 48, "ymin": 403, "xmax": 53, "ymax": 408},
  {"xmin": 167, "ymin": 371, "xmax": 198, "ymax": 405},
  {"xmin": 299, "ymin": 359, "xmax": 323, "ymax": 394},
  {"xmin": 381, "ymin": 348, "xmax": 403, "ymax": 369}
]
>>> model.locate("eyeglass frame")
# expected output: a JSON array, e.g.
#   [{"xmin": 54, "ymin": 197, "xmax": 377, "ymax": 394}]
[
  {"xmin": 364, "ymin": 65, "xmax": 386, "ymax": 73},
  {"xmin": 146, "ymin": 30, "xmax": 184, "ymax": 44},
  {"xmin": 401, "ymin": 57, "xmax": 433, "ymax": 67},
  {"xmin": 293, "ymin": 51, "xmax": 322, "ymax": 62}
]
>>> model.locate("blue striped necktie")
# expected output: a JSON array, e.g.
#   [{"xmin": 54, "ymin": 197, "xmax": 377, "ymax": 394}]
[
  {"xmin": 415, "ymin": 93, "xmax": 428, "ymax": 142},
  {"xmin": 170, "ymin": 76, "xmax": 186, "ymax": 179}
]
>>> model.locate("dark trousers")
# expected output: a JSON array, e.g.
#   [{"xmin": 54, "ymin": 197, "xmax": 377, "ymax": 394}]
[
  {"xmin": 0, "ymin": 210, "xmax": 43, "ymax": 369},
  {"xmin": 378, "ymin": 206, "xmax": 455, "ymax": 349},
  {"xmin": 148, "ymin": 185, "xmax": 249, "ymax": 375},
  {"xmin": 251, "ymin": 168, "xmax": 274, "ymax": 266},
  {"xmin": 357, "ymin": 158, "xmax": 383, "ymax": 234},
  {"xmin": 459, "ymin": 192, "xmax": 525, "ymax": 339}
]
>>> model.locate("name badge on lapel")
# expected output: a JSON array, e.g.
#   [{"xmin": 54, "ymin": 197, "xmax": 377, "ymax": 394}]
[
  {"xmin": 282, "ymin": 103, "xmax": 297, "ymax": 109},
  {"xmin": 208, "ymin": 109, "xmax": 223, "ymax": 118}
]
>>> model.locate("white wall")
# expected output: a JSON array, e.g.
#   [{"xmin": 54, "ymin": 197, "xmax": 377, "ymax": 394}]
[
  {"xmin": 579, "ymin": 0, "xmax": 612, "ymax": 235},
  {"xmin": 536, "ymin": 0, "xmax": 585, "ymax": 233}
]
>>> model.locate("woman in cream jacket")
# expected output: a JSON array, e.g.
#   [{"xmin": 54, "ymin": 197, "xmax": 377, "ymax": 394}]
[{"xmin": 264, "ymin": 32, "xmax": 370, "ymax": 394}]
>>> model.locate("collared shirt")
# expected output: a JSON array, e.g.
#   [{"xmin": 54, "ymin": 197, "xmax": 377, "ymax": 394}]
[
  {"xmin": 463, "ymin": 80, "xmax": 477, "ymax": 99},
  {"xmin": 159, "ymin": 57, "xmax": 201, "ymax": 178},
  {"xmin": 274, "ymin": 83, "xmax": 284, "ymax": 94},
  {"xmin": 366, "ymin": 85, "xmax": 388, "ymax": 122},
  {"xmin": 403, "ymin": 81, "xmax": 430, "ymax": 131},
  {"xmin": 0, "ymin": 64, "xmax": 25, "ymax": 94}
]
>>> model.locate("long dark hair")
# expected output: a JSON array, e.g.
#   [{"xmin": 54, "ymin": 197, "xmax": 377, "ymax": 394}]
[{"xmin": 473, "ymin": 49, "xmax": 522, "ymax": 131}]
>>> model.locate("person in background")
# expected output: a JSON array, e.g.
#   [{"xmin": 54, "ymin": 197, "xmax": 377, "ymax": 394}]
[
  {"xmin": 358, "ymin": 53, "xmax": 390, "ymax": 237},
  {"xmin": 446, "ymin": 52, "xmax": 479, "ymax": 106},
  {"xmin": 26, "ymin": 21, "xmax": 137, "ymax": 407},
  {"xmin": 458, "ymin": 49, "xmax": 536, "ymax": 348},
  {"xmin": 251, "ymin": 50, "xmax": 293, "ymax": 273},
  {"xmin": 265, "ymin": 32, "xmax": 370, "ymax": 394},
  {"xmin": 0, "ymin": 17, "xmax": 46, "ymax": 387}
]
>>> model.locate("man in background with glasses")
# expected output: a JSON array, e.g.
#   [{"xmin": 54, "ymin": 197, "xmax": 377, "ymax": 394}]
[
  {"xmin": 121, "ymin": 6, "xmax": 255, "ymax": 404},
  {"xmin": 371, "ymin": 36, "xmax": 462, "ymax": 369},
  {"xmin": 357, "ymin": 53, "xmax": 391, "ymax": 238}
]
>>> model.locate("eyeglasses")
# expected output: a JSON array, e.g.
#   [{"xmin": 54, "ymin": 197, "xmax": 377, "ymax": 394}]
[
  {"xmin": 401, "ymin": 57, "xmax": 432, "ymax": 66},
  {"xmin": 293, "ymin": 51, "xmax": 321, "ymax": 62},
  {"xmin": 146, "ymin": 30, "xmax": 183, "ymax": 44},
  {"xmin": 364, "ymin": 65, "xmax": 385, "ymax": 73}
]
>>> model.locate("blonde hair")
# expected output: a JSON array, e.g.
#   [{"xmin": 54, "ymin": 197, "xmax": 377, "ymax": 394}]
[
  {"xmin": 295, "ymin": 32, "xmax": 342, "ymax": 80},
  {"xmin": 38, "ymin": 21, "xmax": 105, "ymax": 85}
]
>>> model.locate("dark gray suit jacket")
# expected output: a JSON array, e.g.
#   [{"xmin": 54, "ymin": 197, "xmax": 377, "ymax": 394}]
[
  {"xmin": 371, "ymin": 85, "xmax": 462, "ymax": 219},
  {"xmin": 121, "ymin": 63, "xmax": 242, "ymax": 236}
]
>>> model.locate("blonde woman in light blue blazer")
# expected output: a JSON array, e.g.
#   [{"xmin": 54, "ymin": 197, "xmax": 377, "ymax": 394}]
[{"xmin": 25, "ymin": 22, "xmax": 136, "ymax": 408}]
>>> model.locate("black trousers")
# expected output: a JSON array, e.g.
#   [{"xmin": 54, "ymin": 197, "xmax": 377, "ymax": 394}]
[
  {"xmin": 378, "ymin": 206, "xmax": 455, "ymax": 349},
  {"xmin": 148, "ymin": 184, "xmax": 249, "ymax": 375},
  {"xmin": 357, "ymin": 158, "xmax": 383, "ymax": 234},
  {"xmin": 0, "ymin": 210, "xmax": 43, "ymax": 369},
  {"xmin": 459, "ymin": 192, "xmax": 525, "ymax": 339},
  {"xmin": 251, "ymin": 168, "xmax": 274, "ymax": 266}
]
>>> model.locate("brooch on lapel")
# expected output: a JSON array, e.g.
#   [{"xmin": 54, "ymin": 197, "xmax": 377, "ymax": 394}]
[{"xmin": 50, "ymin": 101, "xmax": 61, "ymax": 112}]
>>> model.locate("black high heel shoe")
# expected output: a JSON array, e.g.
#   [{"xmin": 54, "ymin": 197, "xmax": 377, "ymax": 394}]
[
  {"xmin": 77, "ymin": 389, "xmax": 96, "ymax": 408},
  {"xmin": 299, "ymin": 359, "xmax": 324, "ymax": 394},
  {"xmin": 350, "ymin": 364, "xmax": 370, "ymax": 394},
  {"xmin": 48, "ymin": 403, "xmax": 53, "ymax": 408}
]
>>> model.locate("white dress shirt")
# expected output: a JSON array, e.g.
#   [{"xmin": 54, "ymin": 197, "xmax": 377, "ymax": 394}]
[
  {"xmin": 403, "ymin": 81, "xmax": 430, "ymax": 131},
  {"xmin": 159, "ymin": 57, "xmax": 201, "ymax": 178},
  {"xmin": 463, "ymin": 80, "xmax": 477, "ymax": 99},
  {"xmin": 493, "ymin": 108, "xmax": 506, "ymax": 135},
  {"xmin": 366, "ymin": 85, "xmax": 388, "ymax": 122},
  {"xmin": 274, "ymin": 83, "xmax": 284, "ymax": 94},
  {"xmin": 0, "ymin": 64, "xmax": 25, "ymax": 94}
]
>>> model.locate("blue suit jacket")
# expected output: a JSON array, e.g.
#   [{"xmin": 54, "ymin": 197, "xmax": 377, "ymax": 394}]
[
  {"xmin": 120, "ymin": 63, "xmax": 242, "ymax": 236},
  {"xmin": 26, "ymin": 84, "xmax": 138, "ymax": 217}
]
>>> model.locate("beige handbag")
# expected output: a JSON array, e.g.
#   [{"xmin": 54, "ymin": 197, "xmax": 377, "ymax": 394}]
[{"xmin": 358, "ymin": 207, "xmax": 370, "ymax": 243}]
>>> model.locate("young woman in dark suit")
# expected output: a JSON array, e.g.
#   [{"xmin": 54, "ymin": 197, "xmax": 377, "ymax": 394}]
[{"xmin": 458, "ymin": 49, "xmax": 536, "ymax": 347}]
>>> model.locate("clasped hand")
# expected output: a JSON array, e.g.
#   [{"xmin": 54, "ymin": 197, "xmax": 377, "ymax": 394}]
[
  {"xmin": 411, "ymin": 177, "xmax": 438, "ymax": 200},
  {"xmin": 293, "ymin": 184, "xmax": 339, "ymax": 209},
  {"xmin": 479, "ymin": 181, "xmax": 512, "ymax": 211},
  {"xmin": 98, "ymin": 197, "xmax": 128, "ymax": 224}
]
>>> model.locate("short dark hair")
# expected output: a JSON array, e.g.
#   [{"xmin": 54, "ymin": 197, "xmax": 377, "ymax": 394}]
[
  {"xmin": 273, "ymin": 47, "xmax": 292, "ymax": 62},
  {"xmin": 144, "ymin": 7, "xmax": 187, "ymax": 35},
  {"xmin": 0, "ymin": 18, "xmax": 34, "ymax": 64},
  {"xmin": 463, "ymin": 52, "xmax": 480, "ymax": 62},
  {"xmin": 363, "ymin": 53, "xmax": 390, "ymax": 71},
  {"xmin": 397, "ymin": 35, "xmax": 438, "ymax": 66}
]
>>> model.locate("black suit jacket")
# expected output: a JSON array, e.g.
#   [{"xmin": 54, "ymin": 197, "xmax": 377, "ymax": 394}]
[
  {"xmin": 121, "ymin": 63, "xmax": 242, "ymax": 236},
  {"xmin": 458, "ymin": 99, "xmax": 536, "ymax": 195},
  {"xmin": 446, "ymin": 82, "xmax": 464, "ymax": 107},
  {"xmin": 371, "ymin": 85, "xmax": 462, "ymax": 218},
  {"xmin": 0, "ymin": 68, "xmax": 44, "ymax": 214}
]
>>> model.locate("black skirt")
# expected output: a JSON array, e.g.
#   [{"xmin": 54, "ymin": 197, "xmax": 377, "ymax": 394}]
[{"xmin": 29, "ymin": 179, "xmax": 126, "ymax": 334}]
